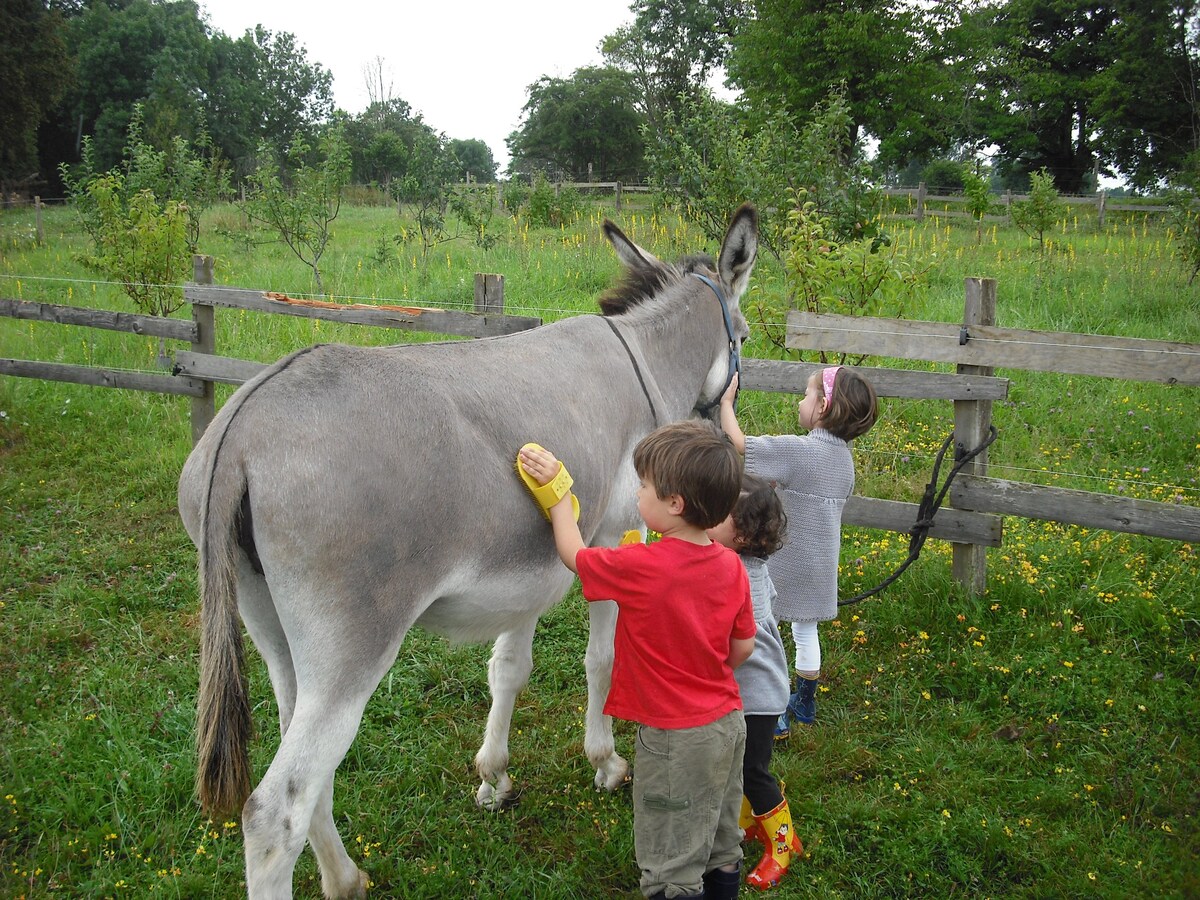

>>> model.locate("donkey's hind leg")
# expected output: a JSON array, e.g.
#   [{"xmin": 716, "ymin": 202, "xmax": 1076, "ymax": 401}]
[
  {"xmin": 235, "ymin": 567, "xmax": 362, "ymax": 895},
  {"xmin": 309, "ymin": 772, "xmax": 369, "ymax": 899},
  {"xmin": 584, "ymin": 599, "xmax": 629, "ymax": 791},
  {"xmin": 474, "ymin": 617, "xmax": 538, "ymax": 811},
  {"xmin": 241, "ymin": 698, "xmax": 372, "ymax": 899}
]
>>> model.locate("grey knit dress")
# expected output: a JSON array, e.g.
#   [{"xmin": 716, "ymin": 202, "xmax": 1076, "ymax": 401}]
[
  {"xmin": 734, "ymin": 556, "xmax": 790, "ymax": 716},
  {"xmin": 743, "ymin": 429, "xmax": 855, "ymax": 623}
]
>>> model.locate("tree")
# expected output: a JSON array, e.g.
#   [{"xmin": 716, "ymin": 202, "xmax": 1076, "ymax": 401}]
[
  {"xmin": 342, "ymin": 98, "xmax": 429, "ymax": 190},
  {"xmin": 61, "ymin": 0, "xmax": 211, "ymax": 171},
  {"xmin": 966, "ymin": 0, "xmax": 1200, "ymax": 193},
  {"xmin": 603, "ymin": 0, "xmax": 744, "ymax": 139},
  {"xmin": 242, "ymin": 126, "xmax": 351, "ymax": 294},
  {"xmin": 508, "ymin": 66, "xmax": 645, "ymax": 181},
  {"xmin": 726, "ymin": 0, "xmax": 930, "ymax": 163},
  {"xmin": 1090, "ymin": 0, "xmax": 1200, "ymax": 190},
  {"xmin": 204, "ymin": 25, "xmax": 334, "ymax": 177},
  {"xmin": 448, "ymin": 139, "xmax": 497, "ymax": 183},
  {"xmin": 0, "ymin": 0, "xmax": 70, "ymax": 190},
  {"xmin": 394, "ymin": 129, "xmax": 461, "ymax": 266}
]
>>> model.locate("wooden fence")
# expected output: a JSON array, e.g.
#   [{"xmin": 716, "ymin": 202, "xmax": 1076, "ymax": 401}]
[
  {"xmin": 883, "ymin": 183, "xmax": 1172, "ymax": 228},
  {"xmin": 2, "ymin": 260, "xmax": 1197, "ymax": 597}
]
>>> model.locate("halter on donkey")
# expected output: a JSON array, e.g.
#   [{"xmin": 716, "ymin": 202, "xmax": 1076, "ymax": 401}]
[{"xmin": 177, "ymin": 204, "xmax": 759, "ymax": 898}]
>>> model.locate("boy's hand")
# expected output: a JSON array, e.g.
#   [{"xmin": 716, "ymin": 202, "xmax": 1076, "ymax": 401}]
[{"xmin": 519, "ymin": 444, "xmax": 562, "ymax": 488}]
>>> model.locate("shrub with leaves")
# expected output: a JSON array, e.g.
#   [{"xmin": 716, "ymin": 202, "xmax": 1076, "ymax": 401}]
[
  {"xmin": 646, "ymin": 87, "xmax": 882, "ymax": 262},
  {"xmin": 242, "ymin": 127, "xmax": 351, "ymax": 294},
  {"xmin": 772, "ymin": 189, "xmax": 930, "ymax": 361},
  {"xmin": 961, "ymin": 167, "xmax": 994, "ymax": 245},
  {"xmin": 450, "ymin": 183, "xmax": 501, "ymax": 250},
  {"xmin": 61, "ymin": 104, "xmax": 228, "ymax": 254},
  {"xmin": 1163, "ymin": 162, "xmax": 1200, "ymax": 284},
  {"xmin": 522, "ymin": 174, "xmax": 582, "ymax": 228},
  {"xmin": 73, "ymin": 173, "xmax": 190, "ymax": 364},
  {"xmin": 1010, "ymin": 168, "xmax": 1062, "ymax": 253}
]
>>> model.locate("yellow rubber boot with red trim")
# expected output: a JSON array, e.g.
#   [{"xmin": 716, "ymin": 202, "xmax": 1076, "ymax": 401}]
[
  {"xmin": 746, "ymin": 797, "xmax": 803, "ymax": 890},
  {"xmin": 739, "ymin": 795, "xmax": 762, "ymax": 844}
]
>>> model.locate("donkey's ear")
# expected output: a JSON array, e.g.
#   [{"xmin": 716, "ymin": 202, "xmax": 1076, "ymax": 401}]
[
  {"xmin": 603, "ymin": 219, "xmax": 662, "ymax": 270},
  {"xmin": 717, "ymin": 204, "xmax": 759, "ymax": 301}
]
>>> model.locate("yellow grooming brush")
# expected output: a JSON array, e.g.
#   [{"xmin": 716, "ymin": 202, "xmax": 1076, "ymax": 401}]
[{"xmin": 516, "ymin": 443, "xmax": 580, "ymax": 522}]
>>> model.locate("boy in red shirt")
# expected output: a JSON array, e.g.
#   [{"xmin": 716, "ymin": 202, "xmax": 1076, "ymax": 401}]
[{"xmin": 518, "ymin": 420, "xmax": 756, "ymax": 899}]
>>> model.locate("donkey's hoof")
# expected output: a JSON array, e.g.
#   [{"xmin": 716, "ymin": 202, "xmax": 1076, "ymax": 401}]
[
  {"xmin": 593, "ymin": 756, "xmax": 631, "ymax": 792},
  {"xmin": 476, "ymin": 781, "xmax": 520, "ymax": 812}
]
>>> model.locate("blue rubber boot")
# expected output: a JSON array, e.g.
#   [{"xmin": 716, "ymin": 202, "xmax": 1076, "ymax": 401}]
[
  {"xmin": 791, "ymin": 675, "xmax": 818, "ymax": 725},
  {"xmin": 774, "ymin": 676, "xmax": 819, "ymax": 740}
]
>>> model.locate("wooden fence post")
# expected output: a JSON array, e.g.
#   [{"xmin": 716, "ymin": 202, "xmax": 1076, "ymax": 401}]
[
  {"xmin": 35, "ymin": 196, "xmax": 44, "ymax": 245},
  {"xmin": 916, "ymin": 182, "xmax": 926, "ymax": 222},
  {"xmin": 1097, "ymin": 191, "xmax": 1106, "ymax": 230},
  {"xmin": 474, "ymin": 273, "xmax": 504, "ymax": 316},
  {"xmin": 190, "ymin": 254, "xmax": 215, "ymax": 445},
  {"xmin": 952, "ymin": 277, "xmax": 996, "ymax": 596},
  {"xmin": 615, "ymin": 181, "xmax": 623, "ymax": 213}
]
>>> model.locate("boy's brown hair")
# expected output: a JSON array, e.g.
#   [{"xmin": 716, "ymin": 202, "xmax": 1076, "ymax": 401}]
[
  {"xmin": 821, "ymin": 368, "xmax": 879, "ymax": 441},
  {"xmin": 633, "ymin": 420, "xmax": 741, "ymax": 529},
  {"xmin": 731, "ymin": 473, "xmax": 787, "ymax": 559}
]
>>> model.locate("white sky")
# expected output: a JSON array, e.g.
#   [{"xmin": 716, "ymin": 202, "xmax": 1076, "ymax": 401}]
[{"xmin": 198, "ymin": 0, "xmax": 637, "ymax": 171}]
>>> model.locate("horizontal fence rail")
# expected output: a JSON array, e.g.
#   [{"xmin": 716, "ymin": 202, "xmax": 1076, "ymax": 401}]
[
  {"xmin": 184, "ymin": 285, "xmax": 542, "ymax": 338},
  {"xmin": 786, "ymin": 311, "xmax": 1200, "ymax": 385}
]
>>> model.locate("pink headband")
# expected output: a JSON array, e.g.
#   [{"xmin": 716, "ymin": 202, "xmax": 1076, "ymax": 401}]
[{"xmin": 822, "ymin": 366, "xmax": 842, "ymax": 403}]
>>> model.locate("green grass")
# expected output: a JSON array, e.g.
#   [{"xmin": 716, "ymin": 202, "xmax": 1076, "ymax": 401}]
[{"xmin": 1, "ymin": 198, "xmax": 1197, "ymax": 898}]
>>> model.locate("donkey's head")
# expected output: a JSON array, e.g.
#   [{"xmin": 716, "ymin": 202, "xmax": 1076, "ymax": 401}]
[{"xmin": 597, "ymin": 204, "xmax": 758, "ymax": 417}]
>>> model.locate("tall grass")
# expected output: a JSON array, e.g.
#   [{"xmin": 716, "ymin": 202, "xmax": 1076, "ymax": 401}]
[{"xmin": 1, "ymin": 198, "xmax": 1197, "ymax": 898}]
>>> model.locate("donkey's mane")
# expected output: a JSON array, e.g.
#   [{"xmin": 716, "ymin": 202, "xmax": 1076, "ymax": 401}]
[{"xmin": 597, "ymin": 252, "xmax": 716, "ymax": 317}]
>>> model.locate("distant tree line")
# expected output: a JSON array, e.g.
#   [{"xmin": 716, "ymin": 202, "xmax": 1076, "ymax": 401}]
[
  {"xmin": 516, "ymin": 0, "xmax": 1198, "ymax": 195},
  {"xmin": 2, "ymin": 0, "xmax": 497, "ymax": 197},
  {"xmin": 5, "ymin": 0, "xmax": 1198, "ymax": 202}
]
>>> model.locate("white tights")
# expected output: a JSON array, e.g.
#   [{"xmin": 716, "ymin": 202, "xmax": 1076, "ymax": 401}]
[{"xmin": 790, "ymin": 620, "xmax": 821, "ymax": 676}]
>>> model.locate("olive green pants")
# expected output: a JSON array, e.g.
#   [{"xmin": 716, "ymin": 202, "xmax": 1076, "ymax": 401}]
[{"xmin": 633, "ymin": 710, "xmax": 746, "ymax": 898}]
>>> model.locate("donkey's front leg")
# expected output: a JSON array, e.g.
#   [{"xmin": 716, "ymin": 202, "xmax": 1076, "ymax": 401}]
[
  {"xmin": 584, "ymin": 599, "xmax": 629, "ymax": 791},
  {"xmin": 474, "ymin": 618, "xmax": 537, "ymax": 811}
]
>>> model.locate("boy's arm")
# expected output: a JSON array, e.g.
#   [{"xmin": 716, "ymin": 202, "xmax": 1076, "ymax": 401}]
[
  {"xmin": 728, "ymin": 635, "xmax": 755, "ymax": 669},
  {"xmin": 718, "ymin": 373, "xmax": 746, "ymax": 454},
  {"xmin": 518, "ymin": 444, "xmax": 585, "ymax": 574}
]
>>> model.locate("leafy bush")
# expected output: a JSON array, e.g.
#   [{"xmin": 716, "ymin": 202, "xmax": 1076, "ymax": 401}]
[
  {"xmin": 241, "ymin": 127, "xmax": 351, "ymax": 294},
  {"xmin": 523, "ymin": 174, "xmax": 582, "ymax": 228},
  {"xmin": 1011, "ymin": 169, "xmax": 1062, "ymax": 254},
  {"xmin": 771, "ymin": 190, "xmax": 930, "ymax": 360},
  {"xmin": 646, "ymin": 87, "xmax": 882, "ymax": 262},
  {"xmin": 962, "ymin": 168, "xmax": 995, "ymax": 244},
  {"xmin": 921, "ymin": 159, "xmax": 966, "ymax": 193},
  {"xmin": 60, "ymin": 104, "xmax": 228, "ymax": 253}
]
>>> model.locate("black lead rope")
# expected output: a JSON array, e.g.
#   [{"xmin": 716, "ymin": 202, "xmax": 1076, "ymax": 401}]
[{"xmin": 838, "ymin": 425, "xmax": 998, "ymax": 607}]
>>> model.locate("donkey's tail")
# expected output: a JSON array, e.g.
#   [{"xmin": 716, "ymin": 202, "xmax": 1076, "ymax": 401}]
[{"xmin": 194, "ymin": 449, "xmax": 253, "ymax": 817}]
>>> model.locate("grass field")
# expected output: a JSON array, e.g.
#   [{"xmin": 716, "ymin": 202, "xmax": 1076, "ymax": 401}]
[{"xmin": 1, "ymin": 196, "xmax": 1197, "ymax": 898}]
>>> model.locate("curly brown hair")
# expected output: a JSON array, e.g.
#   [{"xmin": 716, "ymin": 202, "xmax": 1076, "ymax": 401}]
[{"xmin": 731, "ymin": 473, "xmax": 787, "ymax": 559}]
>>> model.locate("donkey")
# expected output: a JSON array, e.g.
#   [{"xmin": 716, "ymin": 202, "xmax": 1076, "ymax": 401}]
[{"xmin": 177, "ymin": 204, "xmax": 758, "ymax": 898}]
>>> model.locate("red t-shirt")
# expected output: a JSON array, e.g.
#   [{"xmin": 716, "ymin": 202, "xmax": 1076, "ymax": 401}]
[{"xmin": 576, "ymin": 537, "xmax": 756, "ymax": 729}]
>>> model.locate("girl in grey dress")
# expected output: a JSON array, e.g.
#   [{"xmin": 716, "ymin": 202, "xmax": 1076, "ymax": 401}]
[
  {"xmin": 720, "ymin": 366, "xmax": 878, "ymax": 736},
  {"xmin": 707, "ymin": 473, "xmax": 800, "ymax": 889}
]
